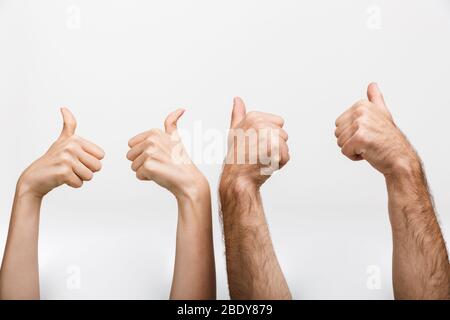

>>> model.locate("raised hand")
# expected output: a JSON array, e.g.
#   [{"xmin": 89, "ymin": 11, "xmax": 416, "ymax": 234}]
[
  {"xmin": 222, "ymin": 97, "xmax": 290, "ymax": 191},
  {"xmin": 0, "ymin": 107, "xmax": 105, "ymax": 300},
  {"xmin": 127, "ymin": 109, "xmax": 208, "ymax": 199},
  {"xmin": 335, "ymin": 84, "xmax": 450, "ymax": 300},
  {"xmin": 18, "ymin": 108, "xmax": 105, "ymax": 198},
  {"xmin": 219, "ymin": 98, "xmax": 292, "ymax": 300},
  {"xmin": 127, "ymin": 109, "xmax": 215, "ymax": 300},
  {"xmin": 335, "ymin": 83, "xmax": 418, "ymax": 177}
]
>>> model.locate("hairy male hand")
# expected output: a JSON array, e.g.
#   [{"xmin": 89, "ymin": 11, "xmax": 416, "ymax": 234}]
[
  {"xmin": 221, "ymin": 97, "xmax": 290, "ymax": 191},
  {"xmin": 335, "ymin": 83, "xmax": 419, "ymax": 177}
]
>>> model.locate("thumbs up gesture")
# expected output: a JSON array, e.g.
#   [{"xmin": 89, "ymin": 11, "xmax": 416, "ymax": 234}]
[
  {"xmin": 17, "ymin": 108, "xmax": 105, "ymax": 198},
  {"xmin": 335, "ymin": 83, "xmax": 419, "ymax": 176},
  {"xmin": 126, "ymin": 109, "xmax": 208, "ymax": 199},
  {"xmin": 221, "ymin": 97, "xmax": 290, "ymax": 191}
]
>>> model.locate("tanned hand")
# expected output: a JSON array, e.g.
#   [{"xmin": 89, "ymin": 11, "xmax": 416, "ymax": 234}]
[
  {"xmin": 219, "ymin": 97, "xmax": 291, "ymax": 300},
  {"xmin": 335, "ymin": 83, "xmax": 450, "ymax": 300}
]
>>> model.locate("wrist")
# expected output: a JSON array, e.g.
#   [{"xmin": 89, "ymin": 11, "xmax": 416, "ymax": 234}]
[
  {"xmin": 384, "ymin": 155, "xmax": 422, "ymax": 184},
  {"xmin": 384, "ymin": 157, "xmax": 435, "ymax": 234},
  {"xmin": 219, "ymin": 176, "xmax": 267, "ymax": 227},
  {"xmin": 175, "ymin": 175, "xmax": 211, "ymax": 204},
  {"xmin": 16, "ymin": 176, "xmax": 44, "ymax": 201},
  {"xmin": 219, "ymin": 166, "xmax": 259, "ymax": 196},
  {"xmin": 175, "ymin": 177, "xmax": 213, "ymax": 226},
  {"xmin": 12, "ymin": 183, "xmax": 43, "ymax": 222}
]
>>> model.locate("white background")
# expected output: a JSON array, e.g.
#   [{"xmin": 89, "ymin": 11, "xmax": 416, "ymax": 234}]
[{"xmin": 0, "ymin": 0, "xmax": 449, "ymax": 299}]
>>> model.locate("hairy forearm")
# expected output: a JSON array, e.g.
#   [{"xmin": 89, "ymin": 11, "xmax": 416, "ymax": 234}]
[
  {"xmin": 0, "ymin": 186, "xmax": 42, "ymax": 300},
  {"xmin": 386, "ymin": 161, "xmax": 450, "ymax": 300},
  {"xmin": 169, "ymin": 183, "xmax": 216, "ymax": 300},
  {"xmin": 220, "ymin": 181, "xmax": 291, "ymax": 300}
]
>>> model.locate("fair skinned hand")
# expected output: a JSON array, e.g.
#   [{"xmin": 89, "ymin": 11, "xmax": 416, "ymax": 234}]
[
  {"xmin": 335, "ymin": 83, "xmax": 419, "ymax": 177},
  {"xmin": 17, "ymin": 108, "xmax": 105, "ymax": 198},
  {"xmin": 126, "ymin": 109, "xmax": 208, "ymax": 200},
  {"xmin": 221, "ymin": 97, "xmax": 290, "ymax": 190}
]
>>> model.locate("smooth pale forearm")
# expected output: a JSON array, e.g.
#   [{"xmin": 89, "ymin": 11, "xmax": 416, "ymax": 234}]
[
  {"xmin": 0, "ymin": 184, "xmax": 42, "ymax": 300},
  {"xmin": 0, "ymin": 108, "xmax": 102, "ymax": 301},
  {"xmin": 169, "ymin": 181, "xmax": 216, "ymax": 300},
  {"xmin": 385, "ymin": 161, "xmax": 450, "ymax": 300},
  {"xmin": 220, "ymin": 179, "xmax": 291, "ymax": 300}
]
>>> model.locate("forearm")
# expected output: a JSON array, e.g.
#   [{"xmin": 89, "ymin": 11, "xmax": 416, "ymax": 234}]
[
  {"xmin": 0, "ymin": 186, "xmax": 42, "ymax": 300},
  {"xmin": 220, "ymin": 182, "xmax": 291, "ymax": 300},
  {"xmin": 386, "ymin": 162, "xmax": 450, "ymax": 300},
  {"xmin": 170, "ymin": 183, "xmax": 216, "ymax": 300}
]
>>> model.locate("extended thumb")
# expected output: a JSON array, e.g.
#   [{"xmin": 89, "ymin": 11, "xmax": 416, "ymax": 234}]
[
  {"xmin": 230, "ymin": 97, "xmax": 246, "ymax": 128},
  {"xmin": 164, "ymin": 108, "xmax": 185, "ymax": 135},
  {"xmin": 60, "ymin": 107, "xmax": 77, "ymax": 138},
  {"xmin": 367, "ymin": 83, "xmax": 388, "ymax": 110}
]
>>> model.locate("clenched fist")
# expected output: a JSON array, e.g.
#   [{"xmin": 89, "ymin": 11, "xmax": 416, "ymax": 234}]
[
  {"xmin": 17, "ymin": 108, "xmax": 105, "ymax": 198},
  {"xmin": 127, "ymin": 109, "xmax": 208, "ymax": 199},
  {"xmin": 335, "ymin": 83, "xmax": 419, "ymax": 176},
  {"xmin": 221, "ymin": 97, "xmax": 290, "ymax": 191}
]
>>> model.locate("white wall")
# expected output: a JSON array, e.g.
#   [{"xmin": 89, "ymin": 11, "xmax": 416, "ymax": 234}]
[{"xmin": 0, "ymin": 0, "xmax": 449, "ymax": 299}]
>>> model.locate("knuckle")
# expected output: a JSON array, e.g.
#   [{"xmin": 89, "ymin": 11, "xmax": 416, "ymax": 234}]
[
  {"xmin": 143, "ymin": 161, "xmax": 154, "ymax": 172},
  {"xmin": 59, "ymin": 153, "xmax": 73, "ymax": 166},
  {"xmin": 149, "ymin": 128, "xmax": 162, "ymax": 136},
  {"xmin": 354, "ymin": 105, "xmax": 367, "ymax": 117},
  {"xmin": 145, "ymin": 136, "xmax": 155, "ymax": 144},
  {"xmin": 353, "ymin": 118, "xmax": 365, "ymax": 129},
  {"xmin": 64, "ymin": 142, "xmax": 79, "ymax": 155},
  {"xmin": 354, "ymin": 99, "xmax": 368, "ymax": 108},
  {"xmin": 58, "ymin": 166, "xmax": 72, "ymax": 180},
  {"xmin": 144, "ymin": 149, "xmax": 155, "ymax": 158},
  {"xmin": 354, "ymin": 130, "xmax": 369, "ymax": 144},
  {"xmin": 145, "ymin": 137, "xmax": 159, "ymax": 147}
]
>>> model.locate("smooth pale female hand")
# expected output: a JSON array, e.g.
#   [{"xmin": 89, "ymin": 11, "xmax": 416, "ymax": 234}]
[
  {"xmin": 18, "ymin": 108, "xmax": 105, "ymax": 198},
  {"xmin": 126, "ymin": 109, "xmax": 208, "ymax": 200}
]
